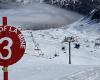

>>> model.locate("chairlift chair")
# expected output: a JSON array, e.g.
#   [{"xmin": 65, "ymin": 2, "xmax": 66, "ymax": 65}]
[
  {"xmin": 95, "ymin": 38, "xmax": 100, "ymax": 43},
  {"xmin": 74, "ymin": 43, "xmax": 80, "ymax": 49},
  {"xmin": 34, "ymin": 48, "xmax": 40, "ymax": 51}
]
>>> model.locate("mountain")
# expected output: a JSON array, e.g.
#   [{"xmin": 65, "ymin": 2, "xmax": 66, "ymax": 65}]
[
  {"xmin": 44, "ymin": 0, "xmax": 100, "ymax": 14},
  {"xmin": 22, "ymin": 8, "xmax": 100, "ymax": 65},
  {"xmin": 68, "ymin": 7, "xmax": 100, "ymax": 35},
  {"xmin": 0, "ymin": 0, "xmax": 40, "ymax": 9},
  {"xmin": 19, "ymin": 9, "xmax": 100, "ymax": 79},
  {"xmin": 0, "ymin": 1, "xmax": 100, "ymax": 80},
  {"xmin": 0, "ymin": 0, "xmax": 99, "ymax": 65}
]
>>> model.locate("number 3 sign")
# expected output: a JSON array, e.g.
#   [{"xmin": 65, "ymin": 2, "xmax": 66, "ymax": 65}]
[
  {"xmin": 0, "ymin": 17, "xmax": 26, "ymax": 66},
  {"xmin": 0, "ymin": 37, "xmax": 13, "ymax": 60}
]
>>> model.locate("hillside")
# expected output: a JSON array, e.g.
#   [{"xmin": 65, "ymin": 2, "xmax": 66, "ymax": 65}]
[
  {"xmin": 44, "ymin": 0, "xmax": 100, "ymax": 14},
  {"xmin": 0, "ymin": 1, "xmax": 100, "ymax": 80}
]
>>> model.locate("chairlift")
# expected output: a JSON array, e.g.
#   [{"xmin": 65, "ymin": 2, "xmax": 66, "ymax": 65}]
[
  {"xmin": 74, "ymin": 43, "xmax": 80, "ymax": 49},
  {"xmin": 34, "ymin": 47, "xmax": 40, "ymax": 51},
  {"xmin": 94, "ymin": 38, "xmax": 100, "ymax": 48},
  {"xmin": 95, "ymin": 38, "xmax": 100, "ymax": 43},
  {"xmin": 61, "ymin": 46, "xmax": 65, "ymax": 51}
]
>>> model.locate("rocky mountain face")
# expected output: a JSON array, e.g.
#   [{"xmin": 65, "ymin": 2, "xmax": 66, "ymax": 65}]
[
  {"xmin": 0, "ymin": 0, "xmax": 42, "ymax": 9},
  {"xmin": 0, "ymin": 0, "xmax": 99, "ymax": 14},
  {"xmin": 44, "ymin": 0, "xmax": 100, "ymax": 14}
]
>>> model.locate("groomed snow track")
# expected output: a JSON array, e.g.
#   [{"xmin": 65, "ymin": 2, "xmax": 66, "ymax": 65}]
[{"xmin": 59, "ymin": 67, "xmax": 100, "ymax": 80}]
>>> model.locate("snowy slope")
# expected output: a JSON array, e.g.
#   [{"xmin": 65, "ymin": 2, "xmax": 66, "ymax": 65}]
[
  {"xmin": 0, "ymin": 54, "xmax": 99, "ymax": 80},
  {"xmin": 0, "ymin": 2, "xmax": 100, "ymax": 80},
  {"xmin": 20, "ymin": 8, "xmax": 100, "ymax": 64},
  {"xmin": 0, "ymin": 28, "xmax": 100, "ymax": 80},
  {"xmin": 67, "ymin": 9, "xmax": 100, "ymax": 36},
  {"xmin": 12, "ymin": 13, "xmax": 100, "ymax": 79},
  {"xmin": 59, "ymin": 67, "xmax": 100, "ymax": 80},
  {"xmin": 22, "ymin": 25, "xmax": 100, "ymax": 65}
]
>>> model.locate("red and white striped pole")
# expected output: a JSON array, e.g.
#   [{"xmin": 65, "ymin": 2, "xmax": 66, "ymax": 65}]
[
  {"xmin": 2, "ymin": 16, "xmax": 8, "ymax": 80},
  {"xmin": 2, "ymin": 66, "xmax": 8, "ymax": 80},
  {"xmin": 3, "ymin": 16, "xmax": 7, "ymax": 25}
]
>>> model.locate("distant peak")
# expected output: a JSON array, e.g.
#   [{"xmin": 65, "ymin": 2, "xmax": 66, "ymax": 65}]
[{"xmin": 90, "ymin": 7, "xmax": 100, "ymax": 20}]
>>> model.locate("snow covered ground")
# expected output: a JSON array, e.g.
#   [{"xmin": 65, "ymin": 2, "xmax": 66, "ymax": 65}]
[
  {"xmin": 0, "ymin": 27, "xmax": 98, "ymax": 80},
  {"xmin": 22, "ymin": 27, "xmax": 100, "ymax": 65},
  {"xmin": 0, "ymin": 54, "xmax": 99, "ymax": 80}
]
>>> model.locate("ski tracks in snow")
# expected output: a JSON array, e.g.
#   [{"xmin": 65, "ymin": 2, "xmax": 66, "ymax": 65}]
[{"xmin": 58, "ymin": 67, "xmax": 100, "ymax": 80}]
